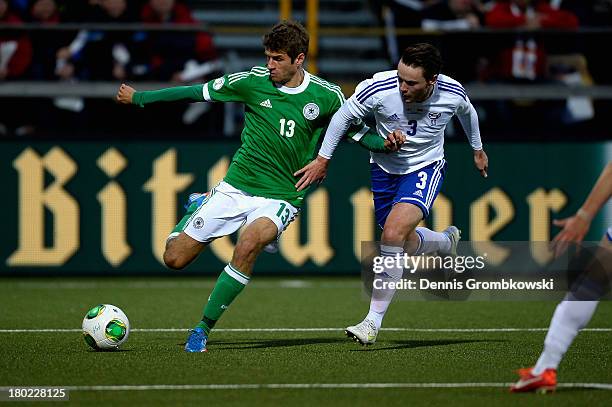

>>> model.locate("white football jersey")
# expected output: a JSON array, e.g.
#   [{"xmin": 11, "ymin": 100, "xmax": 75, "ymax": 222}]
[{"xmin": 345, "ymin": 70, "xmax": 482, "ymax": 175}]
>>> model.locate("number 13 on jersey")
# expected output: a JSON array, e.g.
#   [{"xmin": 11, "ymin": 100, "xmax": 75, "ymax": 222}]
[
  {"xmin": 276, "ymin": 202, "xmax": 291, "ymax": 224},
  {"xmin": 279, "ymin": 118, "xmax": 295, "ymax": 138}
]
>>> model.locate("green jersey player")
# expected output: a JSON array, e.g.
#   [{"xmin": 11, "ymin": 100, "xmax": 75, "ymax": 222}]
[{"xmin": 116, "ymin": 21, "xmax": 404, "ymax": 353}]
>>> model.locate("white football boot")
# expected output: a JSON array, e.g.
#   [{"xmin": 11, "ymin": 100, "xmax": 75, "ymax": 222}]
[
  {"xmin": 441, "ymin": 226, "xmax": 461, "ymax": 256},
  {"xmin": 345, "ymin": 319, "xmax": 378, "ymax": 345}
]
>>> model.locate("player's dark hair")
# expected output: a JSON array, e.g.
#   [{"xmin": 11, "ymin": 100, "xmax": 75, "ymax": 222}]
[
  {"xmin": 263, "ymin": 20, "xmax": 309, "ymax": 62},
  {"xmin": 401, "ymin": 43, "xmax": 442, "ymax": 81}
]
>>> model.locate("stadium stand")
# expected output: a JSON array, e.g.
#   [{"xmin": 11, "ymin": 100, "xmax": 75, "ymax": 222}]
[{"xmin": 0, "ymin": 0, "xmax": 611, "ymax": 140}]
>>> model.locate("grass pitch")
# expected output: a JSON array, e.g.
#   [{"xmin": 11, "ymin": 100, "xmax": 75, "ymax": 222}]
[{"xmin": 1, "ymin": 276, "xmax": 611, "ymax": 406}]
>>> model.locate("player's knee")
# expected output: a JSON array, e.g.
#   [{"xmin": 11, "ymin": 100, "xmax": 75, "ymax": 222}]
[
  {"xmin": 163, "ymin": 249, "xmax": 188, "ymax": 270},
  {"xmin": 381, "ymin": 225, "xmax": 409, "ymax": 244}
]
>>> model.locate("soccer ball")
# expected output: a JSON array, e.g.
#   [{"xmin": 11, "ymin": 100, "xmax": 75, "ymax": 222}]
[{"xmin": 82, "ymin": 304, "xmax": 130, "ymax": 350}]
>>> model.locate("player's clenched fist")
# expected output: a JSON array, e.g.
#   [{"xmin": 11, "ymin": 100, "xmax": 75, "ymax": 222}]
[{"xmin": 116, "ymin": 83, "xmax": 135, "ymax": 104}]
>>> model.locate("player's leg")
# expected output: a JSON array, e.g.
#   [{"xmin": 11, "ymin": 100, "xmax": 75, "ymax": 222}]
[
  {"xmin": 512, "ymin": 233, "xmax": 611, "ymax": 392},
  {"xmin": 191, "ymin": 218, "xmax": 278, "ymax": 338},
  {"xmin": 346, "ymin": 164, "xmax": 401, "ymax": 344},
  {"xmin": 346, "ymin": 203, "xmax": 422, "ymax": 345},
  {"xmin": 374, "ymin": 160, "xmax": 459, "ymax": 328},
  {"xmin": 534, "ymin": 299, "xmax": 599, "ymax": 370},
  {"xmin": 511, "ymin": 298, "xmax": 599, "ymax": 393},
  {"xmin": 394, "ymin": 159, "xmax": 458, "ymax": 256},
  {"xmin": 163, "ymin": 191, "xmax": 217, "ymax": 270},
  {"xmin": 195, "ymin": 200, "xmax": 297, "ymax": 328},
  {"xmin": 167, "ymin": 192, "xmax": 210, "ymax": 242},
  {"xmin": 164, "ymin": 232, "xmax": 207, "ymax": 270},
  {"xmin": 231, "ymin": 217, "xmax": 279, "ymax": 274},
  {"xmin": 381, "ymin": 202, "xmax": 424, "ymax": 252},
  {"xmin": 186, "ymin": 195, "xmax": 298, "ymax": 352},
  {"xmin": 347, "ymin": 161, "xmax": 456, "ymax": 345}
]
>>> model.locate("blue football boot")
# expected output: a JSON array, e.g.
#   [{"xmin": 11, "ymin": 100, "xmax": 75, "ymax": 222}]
[{"xmin": 184, "ymin": 327, "xmax": 208, "ymax": 352}]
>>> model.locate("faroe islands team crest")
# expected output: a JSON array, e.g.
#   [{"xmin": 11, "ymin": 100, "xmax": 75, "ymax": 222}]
[
  {"xmin": 428, "ymin": 111, "xmax": 442, "ymax": 125},
  {"xmin": 303, "ymin": 103, "xmax": 320, "ymax": 120}
]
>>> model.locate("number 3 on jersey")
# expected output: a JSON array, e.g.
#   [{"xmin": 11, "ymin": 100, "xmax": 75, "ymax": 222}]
[
  {"xmin": 279, "ymin": 118, "xmax": 295, "ymax": 138},
  {"xmin": 406, "ymin": 120, "xmax": 417, "ymax": 136}
]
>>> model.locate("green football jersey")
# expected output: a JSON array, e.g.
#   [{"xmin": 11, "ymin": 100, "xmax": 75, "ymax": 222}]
[{"xmin": 203, "ymin": 66, "xmax": 346, "ymax": 207}]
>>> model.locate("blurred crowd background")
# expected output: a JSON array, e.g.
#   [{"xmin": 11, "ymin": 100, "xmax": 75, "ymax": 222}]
[{"xmin": 0, "ymin": 0, "xmax": 611, "ymax": 141}]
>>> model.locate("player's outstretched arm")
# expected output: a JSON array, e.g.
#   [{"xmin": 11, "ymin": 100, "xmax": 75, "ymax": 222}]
[
  {"xmin": 551, "ymin": 162, "xmax": 612, "ymax": 256},
  {"xmin": 115, "ymin": 83, "xmax": 205, "ymax": 107}
]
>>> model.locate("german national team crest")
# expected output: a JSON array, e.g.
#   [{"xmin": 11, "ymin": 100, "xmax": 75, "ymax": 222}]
[
  {"xmin": 193, "ymin": 217, "xmax": 204, "ymax": 229},
  {"xmin": 428, "ymin": 111, "xmax": 442, "ymax": 125},
  {"xmin": 213, "ymin": 77, "xmax": 225, "ymax": 90},
  {"xmin": 303, "ymin": 103, "xmax": 320, "ymax": 120}
]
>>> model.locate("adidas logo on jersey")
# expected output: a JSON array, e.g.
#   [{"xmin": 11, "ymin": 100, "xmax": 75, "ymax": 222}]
[
  {"xmin": 260, "ymin": 99, "xmax": 272, "ymax": 108},
  {"xmin": 387, "ymin": 113, "xmax": 400, "ymax": 121},
  {"xmin": 413, "ymin": 190, "xmax": 424, "ymax": 198}
]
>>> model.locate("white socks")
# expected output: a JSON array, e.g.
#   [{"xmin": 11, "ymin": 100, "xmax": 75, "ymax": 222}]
[
  {"xmin": 415, "ymin": 227, "xmax": 451, "ymax": 255},
  {"xmin": 366, "ymin": 309, "xmax": 385, "ymax": 330},
  {"xmin": 533, "ymin": 300, "xmax": 599, "ymax": 374},
  {"xmin": 365, "ymin": 229, "xmax": 452, "ymax": 330},
  {"xmin": 368, "ymin": 244, "xmax": 404, "ymax": 329}
]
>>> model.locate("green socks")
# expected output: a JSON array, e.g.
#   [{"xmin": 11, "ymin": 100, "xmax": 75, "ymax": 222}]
[{"xmin": 196, "ymin": 264, "xmax": 250, "ymax": 334}]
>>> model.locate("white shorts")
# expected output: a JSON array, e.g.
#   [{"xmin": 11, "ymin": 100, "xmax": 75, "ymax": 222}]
[{"xmin": 183, "ymin": 181, "xmax": 299, "ymax": 243}]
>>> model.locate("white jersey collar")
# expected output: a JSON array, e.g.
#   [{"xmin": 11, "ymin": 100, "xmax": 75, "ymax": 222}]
[{"xmin": 275, "ymin": 70, "xmax": 311, "ymax": 94}]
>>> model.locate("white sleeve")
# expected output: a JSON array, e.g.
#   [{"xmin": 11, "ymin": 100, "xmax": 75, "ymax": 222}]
[
  {"xmin": 345, "ymin": 78, "xmax": 378, "ymax": 119},
  {"xmin": 317, "ymin": 102, "xmax": 360, "ymax": 159},
  {"xmin": 318, "ymin": 79, "xmax": 376, "ymax": 159},
  {"xmin": 457, "ymin": 98, "xmax": 483, "ymax": 151}
]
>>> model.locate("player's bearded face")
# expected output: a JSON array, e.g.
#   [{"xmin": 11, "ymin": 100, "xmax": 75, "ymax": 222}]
[
  {"xmin": 265, "ymin": 50, "xmax": 299, "ymax": 85},
  {"xmin": 397, "ymin": 62, "xmax": 436, "ymax": 103}
]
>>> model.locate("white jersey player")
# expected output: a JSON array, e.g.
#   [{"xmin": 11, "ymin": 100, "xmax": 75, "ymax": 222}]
[
  {"xmin": 295, "ymin": 43, "xmax": 489, "ymax": 345},
  {"xmin": 343, "ymin": 70, "xmax": 483, "ymax": 175},
  {"xmin": 512, "ymin": 163, "xmax": 612, "ymax": 393}
]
